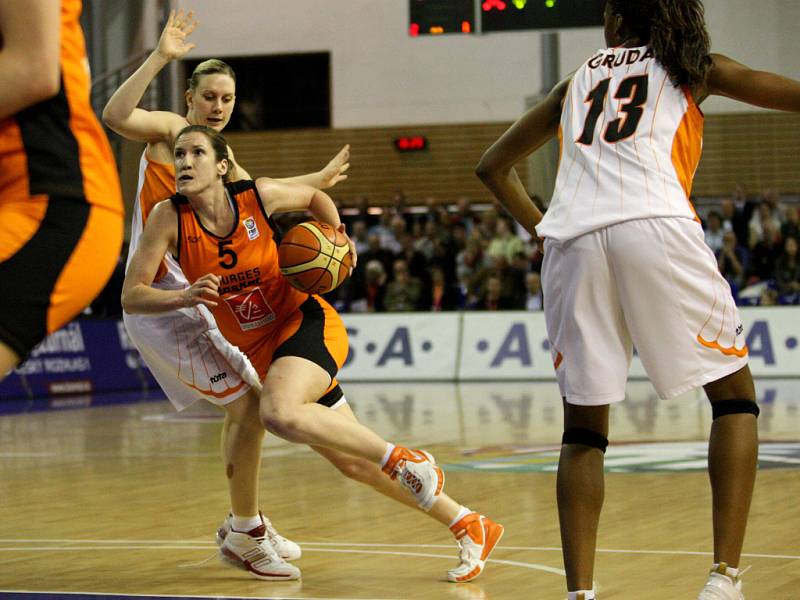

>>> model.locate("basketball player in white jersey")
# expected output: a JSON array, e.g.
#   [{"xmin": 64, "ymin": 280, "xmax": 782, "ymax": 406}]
[
  {"xmin": 476, "ymin": 1, "xmax": 800, "ymax": 599},
  {"xmin": 103, "ymin": 10, "xmax": 350, "ymax": 579}
]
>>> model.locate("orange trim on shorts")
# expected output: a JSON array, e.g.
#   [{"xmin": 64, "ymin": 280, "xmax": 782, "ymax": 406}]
[
  {"xmin": 696, "ymin": 335, "xmax": 748, "ymax": 358},
  {"xmin": 183, "ymin": 378, "xmax": 248, "ymax": 399},
  {"xmin": 553, "ymin": 351, "xmax": 564, "ymax": 370}
]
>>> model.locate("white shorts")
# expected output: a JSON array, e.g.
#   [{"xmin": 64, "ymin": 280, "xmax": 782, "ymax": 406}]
[
  {"xmin": 123, "ymin": 304, "xmax": 260, "ymax": 411},
  {"xmin": 542, "ymin": 217, "xmax": 748, "ymax": 405}
]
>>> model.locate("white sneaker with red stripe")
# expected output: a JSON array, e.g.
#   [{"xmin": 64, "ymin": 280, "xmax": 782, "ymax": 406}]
[
  {"xmin": 382, "ymin": 447, "xmax": 445, "ymax": 512},
  {"xmin": 219, "ymin": 521, "xmax": 300, "ymax": 580},
  {"xmin": 216, "ymin": 512, "xmax": 301, "ymax": 561},
  {"xmin": 447, "ymin": 513, "xmax": 504, "ymax": 582}
]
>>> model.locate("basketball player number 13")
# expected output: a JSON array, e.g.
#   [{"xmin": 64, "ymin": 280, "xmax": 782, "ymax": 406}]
[{"xmin": 577, "ymin": 75, "xmax": 648, "ymax": 145}]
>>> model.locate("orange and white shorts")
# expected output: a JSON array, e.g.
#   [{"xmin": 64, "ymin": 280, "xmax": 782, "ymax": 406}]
[{"xmin": 541, "ymin": 217, "xmax": 748, "ymax": 405}]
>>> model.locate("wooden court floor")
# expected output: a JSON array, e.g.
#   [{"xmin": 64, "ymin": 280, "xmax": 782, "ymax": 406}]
[{"xmin": 1, "ymin": 381, "xmax": 799, "ymax": 599}]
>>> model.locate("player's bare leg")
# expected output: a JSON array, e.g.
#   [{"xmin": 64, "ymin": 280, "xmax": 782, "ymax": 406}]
[
  {"xmin": 310, "ymin": 400, "xmax": 503, "ymax": 583},
  {"xmin": 311, "ymin": 402, "xmax": 461, "ymax": 524},
  {"xmin": 703, "ymin": 365, "xmax": 758, "ymax": 568},
  {"xmin": 0, "ymin": 340, "xmax": 20, "ymax": 381},
  {"xmin": 558, "ymin": 400, "xmax": 609, "ymax": 593},
  {"xmin": 221, "ymin": 388, "xmax": 265, "ymax": 517}
]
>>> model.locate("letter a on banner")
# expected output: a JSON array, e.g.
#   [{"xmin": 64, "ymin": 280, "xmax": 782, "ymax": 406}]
[
  {"xmin": 377, "ymin": 327, "xmax": 413, "ymax": 366},
  {"xmin": 490, "ymin": 323, "xmax": 532, "ymax": 367}
]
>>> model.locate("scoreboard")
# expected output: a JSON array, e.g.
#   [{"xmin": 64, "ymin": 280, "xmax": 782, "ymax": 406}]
[{"xmin": 409, "ymin": 0, "xmax": 604, "ymax": 36}]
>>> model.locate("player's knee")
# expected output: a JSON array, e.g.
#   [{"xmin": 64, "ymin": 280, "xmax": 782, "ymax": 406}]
[
  {"xmin": 259, "ymin": 402, "xmax": 301, "ymax": 439},
  {"xmin": 711, "ymin": 399, "xmax": 760, "ymax": 420},
  {"xmin": 562, "ymin": 427, "xmax": 609, "ymax": 453}
]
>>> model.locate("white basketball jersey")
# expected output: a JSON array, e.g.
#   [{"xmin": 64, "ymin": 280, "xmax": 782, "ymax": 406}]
[{"xmin": 536, "ymin": 46, "xmax": 703, "ymax": 242}]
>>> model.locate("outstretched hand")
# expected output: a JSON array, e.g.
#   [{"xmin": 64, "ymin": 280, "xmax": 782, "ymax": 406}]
[
  {"xmin": 156, "ymin": 9, "xmax": 198, "ymax": 62},
  {"xmin": 182, "ymin": 273, "xmax": 220, "ymax": 309},
  {"xmin": 319, "ymin": 145, "xmax": 351, "ymax": 189},
  {"xmin": 337, "ymin": 223, "xmax": 357, "ymax": 273}
]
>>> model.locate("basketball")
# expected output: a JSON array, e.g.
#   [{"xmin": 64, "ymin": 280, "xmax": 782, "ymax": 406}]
[{"xmin": 278, "ymin": 221, "xmax": 353, "ymax": 294}]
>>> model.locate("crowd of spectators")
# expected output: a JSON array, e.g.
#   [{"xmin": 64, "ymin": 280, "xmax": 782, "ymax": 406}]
[
  {"xmin": 87, "ymin": 186, "xmax": 800, "ymax": 319},
  {"xmin": 702, "ymin": 186, "xmax": 800, "ymax": 305}
]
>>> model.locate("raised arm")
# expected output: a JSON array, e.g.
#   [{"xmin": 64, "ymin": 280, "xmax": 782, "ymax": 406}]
[
  {"xmin": 121, "ymin": 200, "xmax": 218, "ymax": 314},
  {"xmin": 0, "ymin": 1, "xmax": 60, "ymax": 121},
  {"xmin": 278, "ymin": 144, "xmax": 351, "ymax": 190},
  {"xmin": 704, "ymin": 53, "xmax": 800, "ymax": 112},
  {"xmin": 475, "ymin": 77, "xmax": 570, "ymax": 236},
  {"xmin": 102, "ymin": 9, "xmax": 198, "ymax": 143}
]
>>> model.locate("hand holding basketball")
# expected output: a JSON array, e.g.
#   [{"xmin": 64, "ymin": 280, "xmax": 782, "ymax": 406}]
[{"xmin": 278, "ymin": 221, "xmax": 353, "ymax": 294}]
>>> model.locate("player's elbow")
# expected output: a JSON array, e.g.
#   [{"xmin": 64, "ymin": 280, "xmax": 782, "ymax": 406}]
[
  {"xmin": 25, "ymin": 65, "xmax": 60, "ymax": 104},
  {"xmin": 475, "ymin": 153, "xmax": 502, "ymax": 184}
]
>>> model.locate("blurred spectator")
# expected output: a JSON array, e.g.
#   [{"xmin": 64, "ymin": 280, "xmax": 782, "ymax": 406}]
[
  {"xmin": 453, "ymin": 196, "xmax": 476, "ymax": 235},
  {"xmin": 747, "ymin": 220, "xmax": 782, "ymax": 284},
  {"xmin": 354, "ymin": 195, "xmax": 378, "ymax": 228},
  {"xmin": 350, "ymin": 219, "xmax": 370, "ymax": 255},
  {"xmin": 781, "ymin": 206, "xmax": 800, "ymax": 241},
  {"xmin": 717, "ymin": 231, "xmax": 748, "ymax": 291},
  {"xmin": 486, "ymin": 215, "xmax": 524, "ymax": 264},
  {"xmin": 360, "ymin": 233, "xmax": 394, "ymax": 277},
  {"xmin": 384, "ymin": 259, "xmax": 423, "ymax": 312},
  {"xmin": 470, "ymin": 273, "xmax": 515, "ymax": 311},
  {"xmin": 476, "ymin": 206, "xmax": 499, "ymax": 242},
  {"xmin": 774, "ymin": 236, "xmax": 800, "ymax": 297},
  {"xmin": 748, "ymin": 200, "xmax": 782, "ymax": 248},
  {"xmin": 759, "ymin": 287, "xmax": 779, "ymax": 306},
  {"xmin": 429, "ymin": 265, "xmax": 459, "ymax": 311},
  {"xmin": 349, "ymin": 259, "xmax": 387, "ymax": 313},
  {"xmin": 719, "ymin": 198, "xmax": 747, "ymax": 244},
  {"xmin": 524, "ymin": 271, "xmax": 544, "ymax": 311},
  {"xmin": 703, "ymin": 210, "xmax": 725, "ymax": 253}
]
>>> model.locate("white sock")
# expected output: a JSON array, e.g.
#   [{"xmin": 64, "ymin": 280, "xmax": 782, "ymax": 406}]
[
  {"xmin": 380, "ymin": 443, "xmax": 396, "ymax": 469},
  {"xmin": 231, "ymin": 513, "xmax": 262, "ymax": 532},
  {"xmin": 567, "ymin": 591, "xmax": 595, "ymax": 600},
  {"xmin": 448, "ymin": 506, "xmax": 472, "ymax": 528}
]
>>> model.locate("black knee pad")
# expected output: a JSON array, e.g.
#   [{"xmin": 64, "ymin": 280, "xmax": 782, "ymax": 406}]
[
  {"xmin": 562, "ymin": 427, "xmax": 609, "ymax": 453},
  {"xmin": 711, "ymin": 400, "xmax": 760, "ymax": 420}
]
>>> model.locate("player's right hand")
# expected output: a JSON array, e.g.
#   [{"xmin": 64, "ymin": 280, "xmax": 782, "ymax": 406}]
[
  {"xmin": 156, "ymin": 9, "xmax": 198, "ymax": 62},
  {"xmin": 182, "ymin": 273, "xmax": 220, "ymax": 308}
]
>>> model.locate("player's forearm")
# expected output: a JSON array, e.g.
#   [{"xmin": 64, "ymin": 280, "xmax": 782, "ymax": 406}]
[
  {"xmin": 102, "ymin": 51, "xmax": 170, "ymax": 126},
  {"xmin": 477, "ymin": 167, "xmax": 542, "ymax": 237},
  {"xmin": 308, "ymin": 190, "xmax": 342, "ymax": 228},
  {"xmin": 278, "ymin": 171, "xmax": 325, "ymax": 189},
  {"xmin": 121, "ymin": 283, "xmax": 186, "ymax": 315}
]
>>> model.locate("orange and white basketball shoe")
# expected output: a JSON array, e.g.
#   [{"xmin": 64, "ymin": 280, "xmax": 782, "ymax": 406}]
[
  {"xmin": 219, "ymin": 520, "xmax": 301, "ymax": 580},
  {"xmin": 382, "ymin": 446, "xmax": 445, "ymax": 512},
  {"xmin": 697, "ymin": 563, "xmax": 746, "ymax": 600},
  {"xmin": 447, "ymin": 513, "xmax": 504, "ymax": 582},
  {"xmin": 216, "ymin": 512, "xmax": 301, "ymax": 560}
]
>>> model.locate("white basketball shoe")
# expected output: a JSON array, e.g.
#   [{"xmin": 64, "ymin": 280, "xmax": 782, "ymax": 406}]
[
  {"xmin": 697, "ymin": 563, "xmax": 746, "ymax": 600},
  {"xmin": 216, "ymin": 512, "xmax": 302, "ymax": 561},
  {"xmin": 218, "ymin": 519, "xmax": 300, "ymax": 580}
]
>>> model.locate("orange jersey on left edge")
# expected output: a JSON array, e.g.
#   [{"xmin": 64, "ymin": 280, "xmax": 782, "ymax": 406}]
[
  {"xmin": 174, "ymin": 180, "xmax": 309, "ymax": 369},
  {"xmin": 0, "ymin": 0, "xmax": 122, "ymax": 215}
]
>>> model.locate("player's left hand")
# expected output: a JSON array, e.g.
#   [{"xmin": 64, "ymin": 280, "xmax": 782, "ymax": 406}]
[
  {"xmin": 336, "ymin": 223, "xmax": 357, "ymax": 273},
  {"xmin": 319, "ymin": 145, "xmax": 350, "ymax": 189}
]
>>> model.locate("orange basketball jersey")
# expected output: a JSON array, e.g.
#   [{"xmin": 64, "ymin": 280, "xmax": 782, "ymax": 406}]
[
  {"xmin": 0, "ymin": 0, "xmax": 122, "ymax": 215},
  {"xmin": 174, "ymin": 180, "xmax": 309, "ymax": 366}
]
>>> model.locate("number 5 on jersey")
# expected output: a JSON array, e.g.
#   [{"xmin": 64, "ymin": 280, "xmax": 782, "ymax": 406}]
[
  {"xmin": 577, "ymin": 74, "xmax": 648, "ymax": 145},
  {"xmin": 218, "ymin": 239, "xmax": 238, "ymax": 269}
]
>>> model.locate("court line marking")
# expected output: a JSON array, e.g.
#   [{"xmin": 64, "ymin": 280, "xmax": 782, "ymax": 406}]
[
  {"xmin": 0, "ymin": 539, "xmax": 797, "ymax": 561},
  {"xmin": 0, "ymin": 592, "xmax": 400, "ymax": 600}
]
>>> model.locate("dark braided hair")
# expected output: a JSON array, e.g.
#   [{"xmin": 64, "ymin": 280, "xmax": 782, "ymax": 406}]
[{"xmin": 608, "ymin": 0, "xmax": 712, "ymax": 87}]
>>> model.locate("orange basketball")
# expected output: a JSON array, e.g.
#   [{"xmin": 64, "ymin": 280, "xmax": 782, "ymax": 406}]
[{"xmin": 278, "ymin": 221, "xmax": 353, "ymax": 294}]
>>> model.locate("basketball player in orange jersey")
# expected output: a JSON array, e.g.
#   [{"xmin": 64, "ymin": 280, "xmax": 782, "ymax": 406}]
[
  {"xmin": 123, "ymin": 125, "xmax": 505, "ymax": 582},
  {"xmin": 102, "ymin": 10, "xmax": 352, "ymax": 576},
  {"xmin": 0, "ymin": 1, "xmax": 123, "ymax": 378},
  {"xmin": 476, "ymin": 1, "xmax": 800, "ymax": 599}
]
